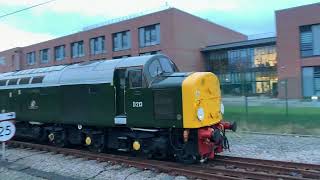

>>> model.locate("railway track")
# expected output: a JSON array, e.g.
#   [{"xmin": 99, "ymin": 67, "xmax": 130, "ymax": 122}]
[{"xmin": 5, "ymin": 140, "xmax": 320, "ymax": 180}]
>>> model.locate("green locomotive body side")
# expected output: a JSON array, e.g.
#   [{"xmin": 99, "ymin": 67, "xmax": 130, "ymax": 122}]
[
  {"xmin": 0, "ymin": 55, "xmax": 186, "ymax": 129},
  {"xmin": 0, "ymin": 84, "xmax": 116, "ymax": 126},
  {"xmin": 0, "ymin": 82, "xmax": 184, "ymax": 128}
]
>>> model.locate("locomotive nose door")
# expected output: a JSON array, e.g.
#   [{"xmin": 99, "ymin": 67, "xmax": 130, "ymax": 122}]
[
  {"xmin": 114, "ymin": 67, "xmax": 147, "ymax": 126},
  {"xmin": 125, "ymin": 67, "xmax": 147, "ymax": 126},
  {"xmin": 114, "ymin": 69, "xmax": 127, "ymax": 118}
]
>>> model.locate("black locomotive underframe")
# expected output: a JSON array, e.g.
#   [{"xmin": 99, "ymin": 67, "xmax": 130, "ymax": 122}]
[{"xmin": 14, "ymin": 121, "xmax": 199, "ymax": 162}]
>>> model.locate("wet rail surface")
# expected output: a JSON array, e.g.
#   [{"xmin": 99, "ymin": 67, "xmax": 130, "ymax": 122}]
[{"xmin": 6, "ymin": 140, "xmax": 320, "ymax": 180}]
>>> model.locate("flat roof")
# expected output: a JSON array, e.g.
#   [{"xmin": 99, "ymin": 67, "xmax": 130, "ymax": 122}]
[{"xmin": 201, "ymin": 37, "xmax": 276, "ymax": 52}]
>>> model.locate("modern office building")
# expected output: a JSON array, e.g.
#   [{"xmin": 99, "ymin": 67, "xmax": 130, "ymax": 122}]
[
  {"xmin": 0, "ymin": 7, "xmax": 246, "ymax": 73},
  {"xmin": 202, "ymin": 3, "xmax": 320, "ymax": 98},
  {"xmin": 276, "ymin": 3, "xmax": 320, "ymax": 98},
  {"xmin": 202, "ymin": 37, "xmax": 277, "ymax": 96}
]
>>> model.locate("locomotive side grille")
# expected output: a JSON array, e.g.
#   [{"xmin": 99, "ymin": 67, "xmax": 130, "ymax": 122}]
[{"xmin": 154, "ymin": 90, "xmax": 176, "ymax": 120}]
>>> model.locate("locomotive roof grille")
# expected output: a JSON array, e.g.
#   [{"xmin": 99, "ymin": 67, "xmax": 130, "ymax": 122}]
[{"xmin": 0, "ymin": 55, "xmax": 174, "ymax": 90}]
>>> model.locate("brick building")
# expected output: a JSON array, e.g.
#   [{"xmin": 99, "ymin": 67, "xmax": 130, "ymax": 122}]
[
  {"xmin": 276, "ymin": 3, "xmax": 320, "ymax": 98},
  {"xmin": 0, "ymin": 8, "xmax": 246, "ymax": 73}
]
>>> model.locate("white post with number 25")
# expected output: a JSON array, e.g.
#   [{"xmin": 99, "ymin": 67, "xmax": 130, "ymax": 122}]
[{"xmin": 0, "ymin": 112, "xmax": 16, "ymax": 161}]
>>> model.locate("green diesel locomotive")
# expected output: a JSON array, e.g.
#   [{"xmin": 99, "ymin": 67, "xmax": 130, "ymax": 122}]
[{"xmin": 0, "ymin": 55, "xmax": 235, "ymax": 163}]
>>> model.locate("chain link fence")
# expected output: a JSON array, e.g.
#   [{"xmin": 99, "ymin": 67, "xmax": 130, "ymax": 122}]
[{"xmin": 222, "ymin": 77, "xmax": 320, "ymax": 136}]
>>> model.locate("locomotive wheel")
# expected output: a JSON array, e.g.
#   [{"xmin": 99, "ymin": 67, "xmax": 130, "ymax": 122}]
[
  {"xmin": 86, "ymin": 134, "xmax": 105, "ymax": 153},
  {"xmin": 176, "ymin": 151, "xmax": 197, "ymax": 164},
  {"xmin": 88, "ymin": 142, "xmax": 105, "ymax": 153},
  {"xmin": 49, "ymin": 131, "xmax": 69, "ymax": 148},
  {"xmin": 36, "ymin": 128, "xmax": 48, "ymax": 143}
]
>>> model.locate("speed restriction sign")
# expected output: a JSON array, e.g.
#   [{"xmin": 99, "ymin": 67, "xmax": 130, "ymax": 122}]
[{"xmin": 0, "ymin": 121, "xmax": 16, "ymax": 142}]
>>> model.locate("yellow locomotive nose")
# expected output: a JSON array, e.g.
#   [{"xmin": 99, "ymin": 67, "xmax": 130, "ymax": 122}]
[{"xmin": 182, "ymin": 72, "xmax": 222, "ymax": 128}]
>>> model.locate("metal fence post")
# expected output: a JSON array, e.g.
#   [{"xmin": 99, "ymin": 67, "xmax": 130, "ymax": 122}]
[
  {"xmin": 245, "ymin": 95, "xmax": 248, "ymax": 120},
  {"xmin": 285, "ymin": 79, "xmax": 288, "ymax": 117},
  {"xmin": 1, "ymin": 142, "xmax": 5, "ymax": 161}
]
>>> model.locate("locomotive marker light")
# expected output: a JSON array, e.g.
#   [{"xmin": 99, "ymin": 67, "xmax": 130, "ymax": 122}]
[
  {"xmin": 197, "ymin": 107, "xmax": 205, "ymax": 121},
  {"xmin": 220, "ymin": 103, "xmax": 225, "ymax": 114},
  {"xmin": 0, "ymin": 112, "xmax": 16, "ymax": 160}
]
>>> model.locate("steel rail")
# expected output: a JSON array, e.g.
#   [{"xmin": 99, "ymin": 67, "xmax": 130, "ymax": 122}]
[
  {"xmin": 6, "ymin": 140, "xmax": 320, "ymax": 180},
  {"xmin": 213, "ymin": 157, "xmax": 320, "ymax": 179}
]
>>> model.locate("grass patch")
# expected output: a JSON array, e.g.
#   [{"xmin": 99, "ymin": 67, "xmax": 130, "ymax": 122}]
[{"xmin": 224, "ymin": 105, "xmax": 320, "ymax": 135}]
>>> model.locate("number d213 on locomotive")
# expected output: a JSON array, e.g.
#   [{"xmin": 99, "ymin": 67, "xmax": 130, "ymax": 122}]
[{"xmin": 0, "ymin": 54, "xmax": 236, "ymax": 163}]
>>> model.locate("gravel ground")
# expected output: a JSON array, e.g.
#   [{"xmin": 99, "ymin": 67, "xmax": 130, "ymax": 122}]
[
  {"xmin": 1, "ymin": 133, "xmax": 319, "ymax": 179},
  {"xmin": 222, "ymin": 132, "xmax": 320, "ymax": 164},
  {"xmin": 1, "ymin": 148, "xmax": 188, "ymax": 180}
]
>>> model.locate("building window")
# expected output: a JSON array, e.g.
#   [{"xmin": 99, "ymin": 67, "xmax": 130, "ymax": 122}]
[
  {"xmin": 26, "ymin": 52, "xmax": 36, "ymax": 65},
  {"xmin": 54, "ymin": 45, "xmax": 65, "ymax": 61},
  {"xmin": 113, "ymin": 31, "xmax": 131, "ymax": 51},
  {"xmin": 300, "ymin": 24, "xmax": 320, "ymax": 58},
  {"xmin": 303, "ymin": 66, "xmax": 320, "ymax": 96},
  {"xmin": 139, "ymin": 24, "xmax": 160, "ymax": 47},
  {"xmin": 113, "ymin": 55, "xmax": 131, "ymax": 59},
  {"xmin": 315, "ymin": 67, "xmax": 320, "ymax": 96},
  {"xmin": 139, "ymin": 51, "xmax": 161, "ymax": 56},
  {"xmin": 71, "ymin": 41, "xmax": 84, "ymax": 58},
  {"xmin": 40, "ymin": 49, "xmax": 50, "ymax": 63},
  {"xmin": 0, "ymin": 57, "xmax": 5, "ymax": 66},
  {"xmin": 90, "ymin": 36, "xmax": 105, "ymax": 55}
]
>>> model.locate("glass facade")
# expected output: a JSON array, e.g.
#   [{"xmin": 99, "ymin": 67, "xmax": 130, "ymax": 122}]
[
  {"xmin": 302, "ymin": 66, "xmax": 320, "ymax": 96},
  {"xmin": 206, "ymin": 45, "xmax": 277, "ymax": 96}
]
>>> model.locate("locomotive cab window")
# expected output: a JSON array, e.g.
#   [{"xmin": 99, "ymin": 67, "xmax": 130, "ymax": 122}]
[
  {"xmin": 159, "ymin": 58, "xmax": 174, "ymax": 73},
  {"xmin": 128, "ymin": 69, "xmax": 143, "ymax": 88},
  {"xmin": 148, "ymin": 58, "xmax": 177, "ymax": 79},
  {"xmin": 148, "ymin": 59, "xmax": 162, "ymax": 78}
]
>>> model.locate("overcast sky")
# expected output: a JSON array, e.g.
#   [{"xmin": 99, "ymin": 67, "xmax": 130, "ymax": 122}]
[{"xmin": 0, "ymin": 0, "xmax": 319, "ymax": 51}]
